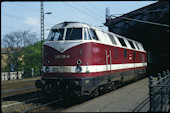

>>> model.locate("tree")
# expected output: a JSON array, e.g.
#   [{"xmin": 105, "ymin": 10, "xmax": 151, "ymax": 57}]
[
  {"xmin": 1, "ymin": 30, "xmax": 39, "ymax": 77},
  {"xmin": 20, "ymin": 41, "xmax": 42, "ymax": 77}
]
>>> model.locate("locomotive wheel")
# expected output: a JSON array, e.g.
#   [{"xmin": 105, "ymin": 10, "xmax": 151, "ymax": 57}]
[
  {"xmin": 61, "ymin": 93, "xmax": 69, "ymax": 101},
  {"xmin": 134, "ymin": 75, "xmax": 140, "ymax": 82},
  {"xmin": 115, "ymin": 81, "xmax": 122, "ymax": 88},
  {"xmin": 111, "ymin": 82, "xmax": 116, "ymax": 90},
  {"xmin": 118, "ymin": 81, "xmax": 123, "ymax": 88},
  {"xmin": 42, "ymin": 87, "xmax": 47, "ymax": 96},
  {"xmin": 91, "ymin": 87, "xmax": 99, "ymax": 98},
  {"xmin": 105, "ymin": 84, "xmax": 111, "ymax": 93},
  {"xmin": 46, "ymin": 84, "xmax": 51, "ymax": 94},
  {"xmin": 134, "ymin": 77, "xmax": 138, "ymax": 82}
]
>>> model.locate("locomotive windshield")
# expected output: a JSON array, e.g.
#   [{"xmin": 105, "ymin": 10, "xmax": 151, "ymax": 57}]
[
  {"xmin": 47, "ymin": 29, "xmax": 64, "ymax": 41},
  {"xmin": 65, "ymin": 28, "xmax": 82, "ymax": 40},
  {"xmin": 47, "ymin": 28, "xmax": 82, "ymax": 41}
]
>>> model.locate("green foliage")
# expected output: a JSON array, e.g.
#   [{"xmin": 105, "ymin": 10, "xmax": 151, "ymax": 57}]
[{"xmin": 20, "ymin": 41, "xmax": 43, "ymax": 76}]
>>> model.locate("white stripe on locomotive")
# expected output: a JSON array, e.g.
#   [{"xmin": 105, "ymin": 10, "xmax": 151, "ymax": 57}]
[{"xmin": 42, "ymin": 62, "xmax": 147, "ymax": 73}]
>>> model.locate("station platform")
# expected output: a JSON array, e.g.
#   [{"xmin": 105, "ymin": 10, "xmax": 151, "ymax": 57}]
[{"xmin": 62, "ymin": 78, "xmax": 150, "ymax": 112}]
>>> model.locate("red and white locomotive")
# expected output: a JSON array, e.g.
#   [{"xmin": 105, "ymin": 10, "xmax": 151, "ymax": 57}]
[{"xmin": 35, "ymin": 21, "xmax": 147, "ymax": 98}]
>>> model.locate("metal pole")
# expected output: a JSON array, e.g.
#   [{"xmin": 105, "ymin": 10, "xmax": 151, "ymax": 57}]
[
  {"xmin": 40, "ymin": 2, "xmax": 44, "ymax": 76},
  {"xmin": 149, "ymin": 76, "xmax": 154, "ymax": 112},
  {"xmin": 106, "ymin": 7, "xmax": 110, "ymax": 20}
]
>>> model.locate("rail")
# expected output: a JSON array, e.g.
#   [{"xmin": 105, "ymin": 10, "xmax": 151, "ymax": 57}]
[
  {"xmin": 21, "ymin": 99, "xmax": 62, "ymax": 113},
  {"xmin": 149, "ymin": 70, "xmax": 170, "ymax": 112},
  {"xmin": 2, "ymin": 86, "xmax": 36, "ymax": 94},
  {"xmin": 2, "ymin": 86, "xmax": 37, "ymax": 98},
  {"xmin": 2, "ymin": 97, "xmax": 40, "ymax": 108}
]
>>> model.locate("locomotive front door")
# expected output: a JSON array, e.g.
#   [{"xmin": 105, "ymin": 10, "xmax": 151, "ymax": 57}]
[{"xmin": 106, "ymin": 50, "xmax": 112, "ymax": 71}]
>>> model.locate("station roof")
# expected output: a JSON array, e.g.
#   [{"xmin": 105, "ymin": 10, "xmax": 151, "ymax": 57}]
[
  {"xmin": 104, "ymin": 1, "xmax": 169, "ymax": 74},
  {"xmin": 104, "ymin": 1, "xmax": 169, "ymax": 38}
]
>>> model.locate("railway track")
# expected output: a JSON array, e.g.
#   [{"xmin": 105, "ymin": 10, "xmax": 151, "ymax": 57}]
[
  {"xmin": 2, "ymin": 93, "xmax": 79, "ymax": 113},
  {"xmin": 2, "ymin": 77, "xmax": 149, "ymax": 112},
  {"xmin": 1, "ymin": 79, "xmax": 37, "ymax": 85},
  {"xmin": 2, "ymin": 86, "xmax": 37, "ymax": 98},
  {"xmin": 19, "ymin": 82, "xmax": 127, "ymax": 112},
  {"xmin": 21, "ymin": 99, "xmax": 62, "ymax": 113},
  {"xmin": 2, "ymin": 97, "xmax": 40, "ymax": 108}
]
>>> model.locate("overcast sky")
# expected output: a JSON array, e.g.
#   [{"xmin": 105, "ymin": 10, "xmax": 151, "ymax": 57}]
[{"xmin": 1, "ymin": 1, "xmax": 157, "ymax": 41}]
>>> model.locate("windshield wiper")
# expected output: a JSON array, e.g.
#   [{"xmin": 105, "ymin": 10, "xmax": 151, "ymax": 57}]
[{"xmin": 68, "ymin": 27, "xmax": 74, "ymax": 40}]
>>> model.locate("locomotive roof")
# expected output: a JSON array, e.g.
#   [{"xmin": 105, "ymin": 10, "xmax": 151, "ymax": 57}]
[
  {"xmin": 51, "ymin": 21, "xmax": 100, "ymax": 30},
  {"xmin": 50, "ymin": 21, "xmax": 145, "ymax": 52}
]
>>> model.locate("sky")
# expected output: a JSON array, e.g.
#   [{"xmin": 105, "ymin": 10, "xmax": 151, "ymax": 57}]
[{"xmin": 1, "ymin": 1, "xmax": 157, "ymax": 42}]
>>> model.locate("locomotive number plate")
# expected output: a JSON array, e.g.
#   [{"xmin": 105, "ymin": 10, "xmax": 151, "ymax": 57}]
[{"xmin": 55, "ymin": 55, "xmax": 70, "ymax": 59}]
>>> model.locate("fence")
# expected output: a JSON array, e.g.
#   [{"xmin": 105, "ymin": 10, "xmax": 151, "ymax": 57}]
[
  {"xmin": 1, "ymin": 71, "xmax": 23, "ymax": 81},
  {"xmin": 22, "ymin": 68, "xmax": 41, "ymax": 78},
  {"xmin": 1, "ymin": 68, "xmax": 41, "ymax": 81},
  {"xmin": 149, "ymin": 70, "xmax": 170, "ymax": 112}
]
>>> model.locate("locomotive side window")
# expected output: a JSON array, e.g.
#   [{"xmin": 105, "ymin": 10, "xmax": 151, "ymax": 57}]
[
  {"xmin": 118, "ymin": 38, "xmax": 127, "ymax": 47},
  {"xmin": 139, "ymin": 52, "xmax": 141, "ymax": 60},
  {"xmin": 135, "ymin": 42, "xmax": 140, "ymax": 50},
  {"xmin": 128, "ymin": 40, "xmax": 136, "ymax": 49},
  {"xmin": 108, "ymin": 34, "xmax": 117, "ymax": 45},
  {"xmin": 49, "ymin": 29, "xmax": 64, "ymax": 41},
  {"xmin": 137, "ymin": 43, "xmax": 145, "ymax": 51},
  {"xmin": 134, "ymin": 51, "xmax": 136, "ymax": 59},
  {"xmin": 84, "ymin": 28, "xmax": 92, "ymax": 40},
  {"xmin": 65, "ymin": 28, "xmax": 82, "ymax": 40},
  {"xmin": 89, "ymin": 29, "xmax": 99, "ymax": 40},
  {"xmin": 124, "ymin": 49, "xmax": 127, "ymax": 58},
  {"xmin": 114, "ymin": 47, "xmax": 118, "ymax": 58}
]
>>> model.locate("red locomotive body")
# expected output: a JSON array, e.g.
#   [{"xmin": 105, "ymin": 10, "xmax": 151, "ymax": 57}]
[{"xmin": 35, "ymin": 22, "xmax": 147, "ymax": 97}]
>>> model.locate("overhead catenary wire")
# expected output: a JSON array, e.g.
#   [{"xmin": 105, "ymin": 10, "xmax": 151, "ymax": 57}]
[
  {"xmin": 11, "ymin": 2, "xmax": 40, "ymax": 13},
  {"xmin": 86, "ymin": 2, "xmax": 104, "ymax": 17},
  {"xmin": 11, "ymin": 2, "xmax": 68, "ymax": 22},
  {"xmin": 2, "ymin": 13, "xmax": 52, "ymax": 28},
  {"xmin": 2, "ymin": 13, "xmax": 50, "ymax": 39},
  {"xmin": 74, "ymin": 2, "xmax": 105, "ymax": 20},
  {"xmin": 63, "ymin": 2, "xmax": 104, "ymax": 23}
]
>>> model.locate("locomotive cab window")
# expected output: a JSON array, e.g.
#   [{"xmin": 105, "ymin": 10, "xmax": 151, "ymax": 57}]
[
  {"xmin": 84, "ymin": 28, "xmax": 92, "ymax": 40},
  {"xmin": 89, "ymin": 29, "xmax": 99, "ymax": 41},
  {"xmin": 48, "ymin": 29, "xmax": 64, "ymax": 41},
  {"xmin": 65, "ymin": 28, "xmax": 82, "ymax": 40}
]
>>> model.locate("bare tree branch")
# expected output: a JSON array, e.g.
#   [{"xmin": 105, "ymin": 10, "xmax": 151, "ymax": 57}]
[{"xmin": 1, "ymin": 30, "xmax": 38, "ymax": 74}]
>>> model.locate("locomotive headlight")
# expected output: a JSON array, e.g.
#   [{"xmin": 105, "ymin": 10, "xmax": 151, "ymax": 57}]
[
  {"xmin": 75, "ymin": 66, "xmax": 82, "ymax": 73},
  {"xmin": 46, "ymin": 66, "xmax": 49, "ymax": 72},
  {"xmin": 76, "ymin": 59, "xmax": 82, "ymax": 65}
]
